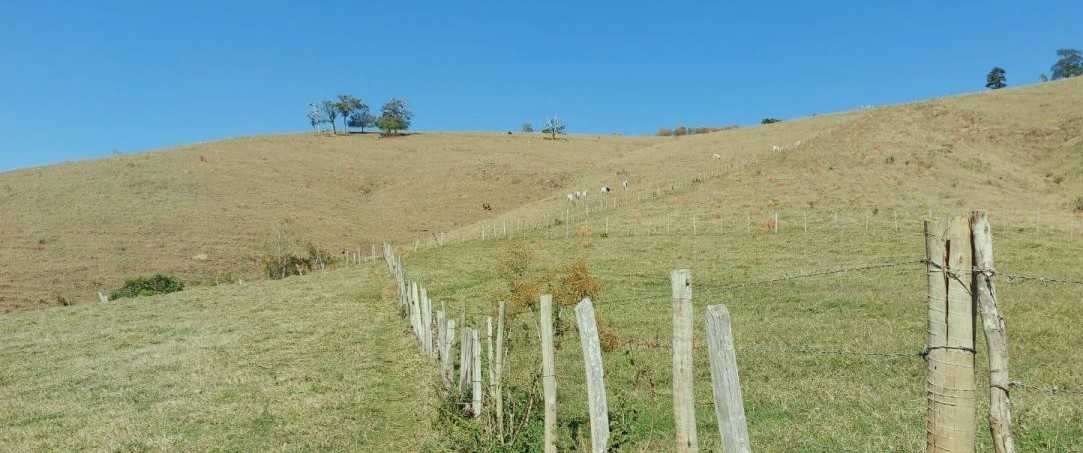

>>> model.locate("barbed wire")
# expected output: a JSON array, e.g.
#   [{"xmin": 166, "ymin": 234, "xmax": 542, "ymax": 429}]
[{"xmin": 1010, "ymin": 379, "xmax": 1083, "ymax": 396}]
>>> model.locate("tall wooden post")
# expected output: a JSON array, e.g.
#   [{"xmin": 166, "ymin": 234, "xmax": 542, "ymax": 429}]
[
  {"xmin": 575, "ymin": 298, "xmax": 610, "ymax": 453},
  {"xmin": 671, "ymin": 270, "xmax": 699, "ymax": 452},
  {"xmin": 924, "ymin": 217, "xmax": 977, "ymax": 452},
  {"xmin": 705, "ymin": 304, "xmax": 751, "ymax": 453},
  {"xmin": 970, "ymin": 211, "xmax": 1016, "ymax": 453},
  {"xmin": 539, "ymin": 295, "xmax": 557, "ymax": 453},
  {"xmin": 495, "ymin": 302, "xmax": 507, "ymax": 439}
]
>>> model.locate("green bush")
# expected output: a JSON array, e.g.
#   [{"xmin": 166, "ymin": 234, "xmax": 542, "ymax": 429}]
[{"xmin": 110, "ymin": 274, "xmax": 185, "ymax": 300}]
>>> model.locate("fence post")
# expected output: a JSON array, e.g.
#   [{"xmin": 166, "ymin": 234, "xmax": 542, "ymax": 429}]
[
  {"xmin": 458, "ymin": 327, "xmax": 472, "ymax": 392},
  {"xmin": 671, "ymin": 270, "xmax": 699, "ymax": 452},
  {"xmin": 437, "ymin": 309, "xmax": 447, "ymax": 369},
  {"xmin": 924, "ymin": 217, "xmax": 977, "ymax": 453},
  {"xmin": 970, "ymin": 211, "xmax": 1017, "ymax": 453},
  {"xmin": 410, "ymin": 282, "xmax": 422, "ymax": 343},
  {"xmin": 495, "ymin": 301, "xmax": 507, "ymax": 439},
  {"xmin": 705, "ymin": 304, "xmax": 751, "ymax": 453},
  {"xmin": 539, "ymin": 294, "xmax": 558, "ymax": 453},
  {"xmin": 421, "ymin": 288, "xmax": 433, "ymax": 356},
  {"xmin": 472, "ymin": 328, "xmax": 483, "ymax": 417},
  {"xmin": 443, "ymin": 319, "xmax": 457, "ymax": 388},
  {"xmin": 575, "ymin": 298, "xmax": 610, "ymax": 453}
]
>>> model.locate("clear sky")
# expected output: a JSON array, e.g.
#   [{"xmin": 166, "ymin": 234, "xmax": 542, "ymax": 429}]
[{"xmin": 1, "ymin": 1, "xmax": 1079, "ymax": 171}]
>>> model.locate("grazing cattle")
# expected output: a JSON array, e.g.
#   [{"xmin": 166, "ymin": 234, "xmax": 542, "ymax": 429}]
[
  {"xmin": 567, "ymin": 193, "xmax": 576, "ymax": 201},
  {"xmin": 712, "ymin": 153, "xmax": 721, "ymax": 159},
  {"xmin": 621, "ymin": 180, "xmax": 629, "ymax": 190},
  {"xmin": 600, "ymin": 185, "xmax": 611, "ymax": 193},
  {"xmin": 482, "ymin": 203, "xmax": 492, "ymax": 211},
  {"xmin": 771, "ymin": 145, "xmax": 782, "ymax": 152}
]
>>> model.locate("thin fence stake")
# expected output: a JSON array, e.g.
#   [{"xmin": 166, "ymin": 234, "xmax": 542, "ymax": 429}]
[
  {"xmin": 472, "ymin": 328, "xmax": 482, "ymax": 417},
  {"xmin": 671, "ymin": 270, "xmax": 699, "ymax": 452},
  {"xmin": 495, "ymin": 302, "xmax": 507, "ymax": 439},
  {"xmin": 539, "ymin": 295, "xmax": 557, "ymax": 453},
  {"xmin": 705, "ymin": 304, "xmax": 751, "ymax": 453},
  {"xmin": 971, "ymin": 211, "xmax": 1017, "ymax": 453},
  {"xmin": 575, "ymin": 298, "xmax": 610, "ymax": 453}
]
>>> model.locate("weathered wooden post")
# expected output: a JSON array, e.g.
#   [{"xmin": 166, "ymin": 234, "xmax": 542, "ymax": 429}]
[
  {"xmin": 539, "ymin": 295, "xmax": 558, "ymax": 453},
  {"xmin": 458, "ymin": 327, "xmax": 472, "ymax": 392},
  {"xmin": 443, "ymin": 319, "xmax": 457, "ymax": 387},
  {"xmin": 495, "ymin": 301, "xmax": 507, "ymax": 439},
  {"xmin": 924, "ymin": 216, "xmax": 977, "ymax": 453},
  {"xmin": 671, "ymin": 270, "xmax": 699, "ymax": 452},
  {"xmin": 705, "ymin": 304, "xmax": 751, "ymax": 453},
  {"xmin": 472, "ymin": 328, "xmax": 482, "ymax": 417},
  {"xmin": 970, "ymin": 211, "xmax": 1017, "ymax": 453},
  {"xmin": 575, "ymin": 298, "xmax": 610, "ymax": 453}
]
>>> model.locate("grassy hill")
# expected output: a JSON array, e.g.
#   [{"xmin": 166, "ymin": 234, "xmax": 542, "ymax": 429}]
[
  {"xmin": 1, "ymin": 78, "xmax": 1082, "ymax": 450},
  {"xmin": 2, "ymin": 78, "xmax": 1081, "ymax": 312}
]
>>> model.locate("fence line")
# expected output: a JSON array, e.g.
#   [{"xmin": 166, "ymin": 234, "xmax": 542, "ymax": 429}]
[{"xmin": 375, "ymin": 209, "xmax": 1078, "ymax": 451}]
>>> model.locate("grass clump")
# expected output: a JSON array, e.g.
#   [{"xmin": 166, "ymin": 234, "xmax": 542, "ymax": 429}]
[
  {"xmin": 260, "ymin": 221, "xmax": 336, "ymax": 279},
  {"xmin": 109, "ymin": 274, "xmax": 184, "ymax": 300}
]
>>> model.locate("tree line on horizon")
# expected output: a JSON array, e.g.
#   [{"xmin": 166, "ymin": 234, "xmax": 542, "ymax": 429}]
[
  {"xmin": 986, "ymin": 48, "xmax": 1081, "ymax": 90},
  {"xmin": 307, "ymin": 96, "xmax": 413, "ymax": 136}
]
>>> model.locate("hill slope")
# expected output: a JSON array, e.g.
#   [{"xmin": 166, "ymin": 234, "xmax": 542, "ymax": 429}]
[{"xmin": 1, "ymin": 78, "xmax": 1081, "ymax": 311}]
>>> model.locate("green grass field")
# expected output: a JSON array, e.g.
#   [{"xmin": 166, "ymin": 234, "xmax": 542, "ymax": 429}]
[
  {"xmin": 0, "ymin": 267, "xmax": 438, "ymax": 452},
  {"xmin": 399, "ymin": 199, "xmax": 1083, "ymax": 451}
]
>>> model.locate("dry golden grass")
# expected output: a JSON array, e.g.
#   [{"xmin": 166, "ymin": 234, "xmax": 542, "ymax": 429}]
[{"xmin": 3, "ymin": 79, "xmax": 1081, "ymax": 311}]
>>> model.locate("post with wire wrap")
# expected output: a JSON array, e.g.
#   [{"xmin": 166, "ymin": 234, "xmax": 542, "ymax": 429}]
[{"xmin": 924, "ymin": 216, "xmax": 977, "ymax": 452}]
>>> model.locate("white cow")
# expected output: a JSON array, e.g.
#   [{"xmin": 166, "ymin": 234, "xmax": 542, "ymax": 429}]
[
  {"xmin": 600, "ymin": 185, "xmax": 611, "ymax": 194},
  {"xmin": 712, "ymin": 153, "xmax": 721, "ymax": 159},
  {"xmin": 621, "ymin": 180, "xmax": 629, "ymax": 190}
]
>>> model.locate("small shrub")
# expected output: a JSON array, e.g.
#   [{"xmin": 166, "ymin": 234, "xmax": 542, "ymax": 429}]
[
  {"xmin": 550, "ymin": 258, "xmax": 601, "ymax": 308},
  {"xmin": 260, "ymin": 221, "xmax": 336, "ymax": 279},
  {"xmin": 885, "ymin": 155, "xmax": 895, "ymax": 164},
  {"xmin": 1072, "ymin": 196, "xmax": 1083, "ymax": 212},
  {"xmin": 761, "ymin": 118, "xmax": 782, "ymax": 124},
  {"xmin": 110, "ymin": 274, "xmax": 184, "ymax": 300},
  {"xmin": 656, "ymin": 128, "xmax": 673, "ymax": 137},
  {"xmin": 673, "ymin": 126, "xmax": 689, "ymax": 136}
]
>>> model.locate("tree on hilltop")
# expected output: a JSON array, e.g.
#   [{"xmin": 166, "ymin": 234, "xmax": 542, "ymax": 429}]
[
  {"xmin": 985, "ymin": 67, "xmax": 1007, "ymax": 89},
  {"xmin": 320, "ymin": 101, "xmax": 340, "ymax": 135},
  {"xmin": 1051, "ymin": 49, "xmax": 1083, "ymax": 80},
  {"xmin": 348, "ymin": 109, "xmax": 376, "ymax": 133},
  {"xmin": 334, "ymin": 95, "xmax": 364, "ymax": 133},
  {"xmin": 306, "ymin": 104, "xmax": 325, "ymax": 134},
  {"xmin": 377, "ymin": 98, "xmax": 413, "ymax": 136},
  {"xmin": 541, "ymin": 116, "xmax": 566, "ymax": 139}
]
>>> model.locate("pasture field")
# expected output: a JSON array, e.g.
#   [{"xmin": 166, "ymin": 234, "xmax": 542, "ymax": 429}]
[
  {"xmin": 402, "ymin": 201, "xmax": 1083, "ymax": 451},
  {"xmin": 0, "ymin": 266, "xmax": 438, "ymax": 451},
  {"xmin": 0, "ymin": 77, "xmax": 1080, "ymax": 451}
]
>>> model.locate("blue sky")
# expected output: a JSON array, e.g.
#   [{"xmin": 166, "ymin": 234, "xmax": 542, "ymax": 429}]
[{"xmin": 0, "ymin": 1, "xmax": 1079, "ymax": 171}]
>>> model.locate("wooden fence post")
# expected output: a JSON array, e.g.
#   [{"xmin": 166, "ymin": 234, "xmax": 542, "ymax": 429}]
[
  {"xmin": 575, "ymin": 298, "xmax": 610, "ymax": 453},
  {"xmin": 671, "ymin": 270, "xmax": 699, "ymax": 452},
  {"xmin": 444, "ymin": 319, "xmax": 457, "ymax": 387},
  {"xmin": 472, "ymin": 328, "xmax": 483, "ymax": 417},
  {"xmin": 539, "ymin": 294, "xmax": 558, "ymax": 453},
  {"xmin": 970, "ymin": 211, "xmax": 1017, "ymax": 453},
  {"xmin": 924, "ymin": 217, "xmax": 977, "ymax": 452},
  {"xmin": 459, "ymin": 327, "xmax": 472, "ymax": 392},
  {"xmin": 705, "ymin": 304, "xmax": 751, "ymax": 453},
  {"xmin": 410, "ymin": 282, "xmax": 422, "ymax": 344},
  {"xmin": 495, "ymin": 301, "xmax": 507, "ymax": 439},
  {"xmin": 437, "ymin": 309, "xmax": 447, "ymax": 369},
  {"xmin": 421, "ymin": 288, "xmax": 433, "ymax": 356}
]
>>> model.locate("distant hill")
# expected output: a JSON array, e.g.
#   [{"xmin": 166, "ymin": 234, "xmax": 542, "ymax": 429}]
[{"xmin": 1, "ymin": 77, "xmax": 1081, "ymax": 311}]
